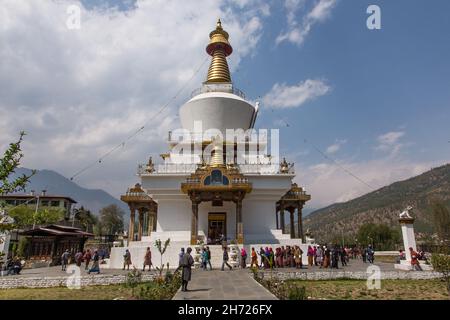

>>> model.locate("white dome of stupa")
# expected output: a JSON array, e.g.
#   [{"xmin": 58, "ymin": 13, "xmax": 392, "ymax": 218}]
[{"xmin": 179, "ymin": 19, "xmax": 257, "ymax": 136}]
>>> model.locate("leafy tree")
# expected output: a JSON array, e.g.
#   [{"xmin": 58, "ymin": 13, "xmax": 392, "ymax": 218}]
[
  {"xmin": 73, "ymin": 206, "xmax": 98, "ymax": 232},
  {"xmin": 430, "ymin": 200, "xmax": 450, "ymax": 243},
  {"xmin": 155, "ymin": 238, "xmax": 171, "ymax": 277},
  {"xmin": 8, "ymin": 206, "xmax": 64, "ymax": 228},
  {"xmin": 430, "ymin": 247, "xmax": 450, "ymax": 298},
  {"xmin": 0, "ymin": 132, "xmax": 35, "ymax": 194},
  {"xmin": 16, "ymin": 237, "xmax": 28, "ymax": 258},
  {"xmin": 356, "ymin": 223, "xmax": 401, "ymax": 250},
  {"xmin": 97, "ymin": 204, "xmax": 124, "ymax": 235},
  {"xmin": 429, "ymin": 200, "xmax": 450, "ymax": 298}
]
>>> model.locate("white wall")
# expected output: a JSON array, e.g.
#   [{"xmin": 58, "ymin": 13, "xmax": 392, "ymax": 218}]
[{"xmin": 156, "ymin": 200, "xmax": 191, "ymax": 232}]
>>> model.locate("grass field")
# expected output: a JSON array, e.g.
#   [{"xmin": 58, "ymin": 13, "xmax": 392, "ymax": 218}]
[
  {"xmin": 1, "ymin": 279, "xmax": 448, "ymax": 300},
  {"xmin": 289, "ymin": 279, "xmax": 448, "ymax": 300},
  {"xmin": 0, "ymin": 284, "xmax": 135, "ymax": 300}
]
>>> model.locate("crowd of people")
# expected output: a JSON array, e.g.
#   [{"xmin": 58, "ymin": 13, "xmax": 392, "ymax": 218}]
[
  {"xmin": 60, "ymin": 247, "xmax": 108, "ymax": 274},
  {"xmin": 173, "ymin": 243, "xmax": 380, "ymax": 272},
  {"xmin": 121, "ymin": 247, "xmax": 153, "ymax": 271}
]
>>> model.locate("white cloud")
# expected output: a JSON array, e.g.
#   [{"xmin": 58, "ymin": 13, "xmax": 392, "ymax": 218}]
[
  {"xmin": 375, "ymin": 131, "xmax": 405, "ymax": 155},
  {"xmin": 0, "ymin": 0, "xmax": 264, "ymax": 197},
  {"xmin": 326, "ymin": 139, "xmax": 347, "ymax": 154},
  {"xmin": 276, "ymin": 0, "xmax": 337, "ymax": 46},
  {"xmin": 262, "ymin": 79, "xmax": 330, "ymax": 109}
]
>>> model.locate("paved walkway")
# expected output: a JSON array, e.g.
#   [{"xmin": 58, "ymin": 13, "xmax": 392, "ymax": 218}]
[{"xmin": 172, "ymin": 269, "xmax": 277, "ymax": 300}]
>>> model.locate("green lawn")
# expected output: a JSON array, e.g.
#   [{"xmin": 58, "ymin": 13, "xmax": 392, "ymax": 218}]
[
  {"xmin": 287, "ymin": 279, "xmax": 448, "ymax": 300},
  {"xmin": 0, "ymin": 284, "xmax": 135, "ymax": 300},
  {"xmin": 1, "ymin": 279, "xmax": 448, "ymax": 300}
]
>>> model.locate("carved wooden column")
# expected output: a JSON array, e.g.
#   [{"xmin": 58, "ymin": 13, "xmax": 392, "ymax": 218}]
[
  {"xmin": 138, "ymin": 208, "xmax": 144, "ymax": 241},
  {"xmin": 276, "ymin": 210, "xmax": 279, "ymax": 229},
  {"xmin": 153, "ymin": 204, "xmax": 158, "ymax": 232},
  {"xmin": 191, "ymin": 200, "xmax": 199, "ymax": 245},
  {"xmin": 236, "ymin": 198, "xmax": 244, "ymax": 244},
  {"xmin": 298, "ymin": 201, "xmax": 304, "ymax": 242},
  {"xmin": 280, "ymin": 201, "xmax": 285, "ymax": 234},
  {"xmin": 289, "ymin": 207, "xmax": 295, "ymax": 238},
  {"xmin": 129, "ymin": 207, "xmax": 135, "ymax": 242},
  {"xmin": 147, "ymin": 211, "xmax": 153, "ymax": 236}
]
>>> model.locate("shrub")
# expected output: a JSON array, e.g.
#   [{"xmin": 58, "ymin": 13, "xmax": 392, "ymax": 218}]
[
  {"xmin": 430, "ymin": 250, "xmax": 450, "ymax": 297},
  {"xmin": 133, "ymin": 272, "xmax": 181, "ymax": 300},
  {"xmin": 125, "ymin": 267, "xmax": 142, "ymax": 288},
  {"xmin": 16, "ymin": 237, "xmax": 28, "ymax": 258},
  {"xmin": 287, "ymin": 284, "xmax": 307, "ymax": 300}
]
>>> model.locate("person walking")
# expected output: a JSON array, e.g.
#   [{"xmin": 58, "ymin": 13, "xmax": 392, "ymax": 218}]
[
  {"xmin": 250, "ymin": 247, "xmax": 258, "ymax": 269},
  {"xmin": 75, "ymin": 250, "xmax": 83, "ymax": 267},
  {"xmin": 323, "ymin": 246, "xmax": 330, "ymax": 268},
  {"xmin": 175, "ymin": 248, "xmax": 185, "ymax": 273},
  {"xmin": 221, "ymin": 247, "xmax": 233, "ymax": 271},
  {"xmin": 181, "ymin": 247, "xmax": 194, "ymax": 291},
  {"xmin": 61, "ymin": 249, "xmax": 70, "ymax": 271},
  {"xmin": 123, "ymin": 249, "xmax": 132, "ymax": 270},
  {"xmin": 83, "ymin": 249, "xmax": 92, "ymax": 270},
  {"xmin": 294, "ymin": 246, "xmax": 301, "ymax": 269},
  {"xmin": 240, "ymin": 248, "xmax": 247, "ymax": 268},
  {"xmin": 313, "ymin": 246, "xmax": 318, "ymax": 266},
  {"xmin": 331, "ymin": 246, "xmax": 339, "ymax": 269},
  {"xmin": 367, "ymin": 245, "xmax": 375, "ymax": 264},
  {"xmin": 201, "ymin": 248, "xmax": 208, "ymax": 270},
  {"xmin": 340, "ymin": 246, "xmax": 347, "ymax": 266},
  {"xmin": 259, "ymin": 247, "xmax": 265, "ymax": 268},
  {"xmin": 205, "ymin": 246, "xmax": 213, "ymax": 270},
  {"xmin": 362, "ymin": 247, "xmax": 367, "ymax": 263},
  {"xmin": 307, "ymin": 245, "xmax": 314, "ymax": 267},
  {"xmin": 88, "ymin": 250, "xmax": 100, "ymax": 274},
  {"xmin": 280, "ymin": 246, "xmax": 286, "ymax": 268},
  {"xmin": 269, "ymin": 247, "xmax": 275, "ymax": 269},
  {"xmin": 409, "ymin": 247, "xmax": 422, "ymax": 271},
  {"xmin": 143, "ymin": 247, "xmax": 152, "ymax": 271},
  {"xmin": 316, "ymin": 245, "xmax": 323, "ymax": 268}
]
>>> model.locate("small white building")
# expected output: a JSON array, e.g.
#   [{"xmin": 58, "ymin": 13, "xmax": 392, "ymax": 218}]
[{"xmin": 109, "ymin": 20, "xmax": 311, "ymax": 269}]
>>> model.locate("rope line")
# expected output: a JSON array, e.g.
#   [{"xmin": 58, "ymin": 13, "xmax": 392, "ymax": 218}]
[
  {"xmin": 266, "ymin": 107, "xmax": 376, "ymax": 191},
  {"xmin": 69, "ymin": 56, "xmax": 209, "ymax": 181}
]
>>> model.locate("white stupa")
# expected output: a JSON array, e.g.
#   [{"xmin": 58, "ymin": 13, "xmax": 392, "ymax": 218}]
[{"xmin": 109, "ymin": 20, "xmax": 311, "ymax": 269}]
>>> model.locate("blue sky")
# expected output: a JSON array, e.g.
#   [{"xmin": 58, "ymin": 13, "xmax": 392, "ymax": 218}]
[
  {"xmin": 242, "ymin": 0, "xmax": 450, "ymax": 164},
  {"xmin": 1, "ymin": 0, "xmax": 449, "ymax": 209}
]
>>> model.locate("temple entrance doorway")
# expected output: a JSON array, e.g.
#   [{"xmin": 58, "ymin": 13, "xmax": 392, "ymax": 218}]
[{"xmin": 208, "ymin": 212, "xmax": 226, "ymax": 244}]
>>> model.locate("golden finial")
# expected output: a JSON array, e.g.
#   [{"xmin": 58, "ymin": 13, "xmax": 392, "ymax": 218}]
[{"xmin": 205, "ymin": 19, "xmax": 232, "ymax": 83}]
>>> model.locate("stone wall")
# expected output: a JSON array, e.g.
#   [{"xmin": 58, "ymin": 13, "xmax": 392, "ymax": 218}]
[
  {"xmin": 0, "ymin": 273, "xmax": 156, "ymax": 289},
  {"xmin": 257, "ymin": 270, "xmax": 443, "ymax": 281}
]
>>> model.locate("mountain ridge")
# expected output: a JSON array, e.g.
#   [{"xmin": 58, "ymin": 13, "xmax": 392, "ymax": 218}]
[
  {"xmin": 304, "ymin": 163, "xmax": 450, "ymax": 242},
  {"xmin": 8, "ymin": 168, "xmax": 128, "ymax": 215}
]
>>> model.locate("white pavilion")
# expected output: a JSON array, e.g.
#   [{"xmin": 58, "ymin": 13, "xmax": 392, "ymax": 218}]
[{"xmin": 109, "ymin": 20, "xmax": 311, "ymax": 269}]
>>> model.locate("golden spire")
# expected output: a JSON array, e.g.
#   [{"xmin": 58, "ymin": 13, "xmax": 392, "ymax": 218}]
[{"xmin": 205, "ymin": 19, "xmax": 233, "ymax": 83}]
